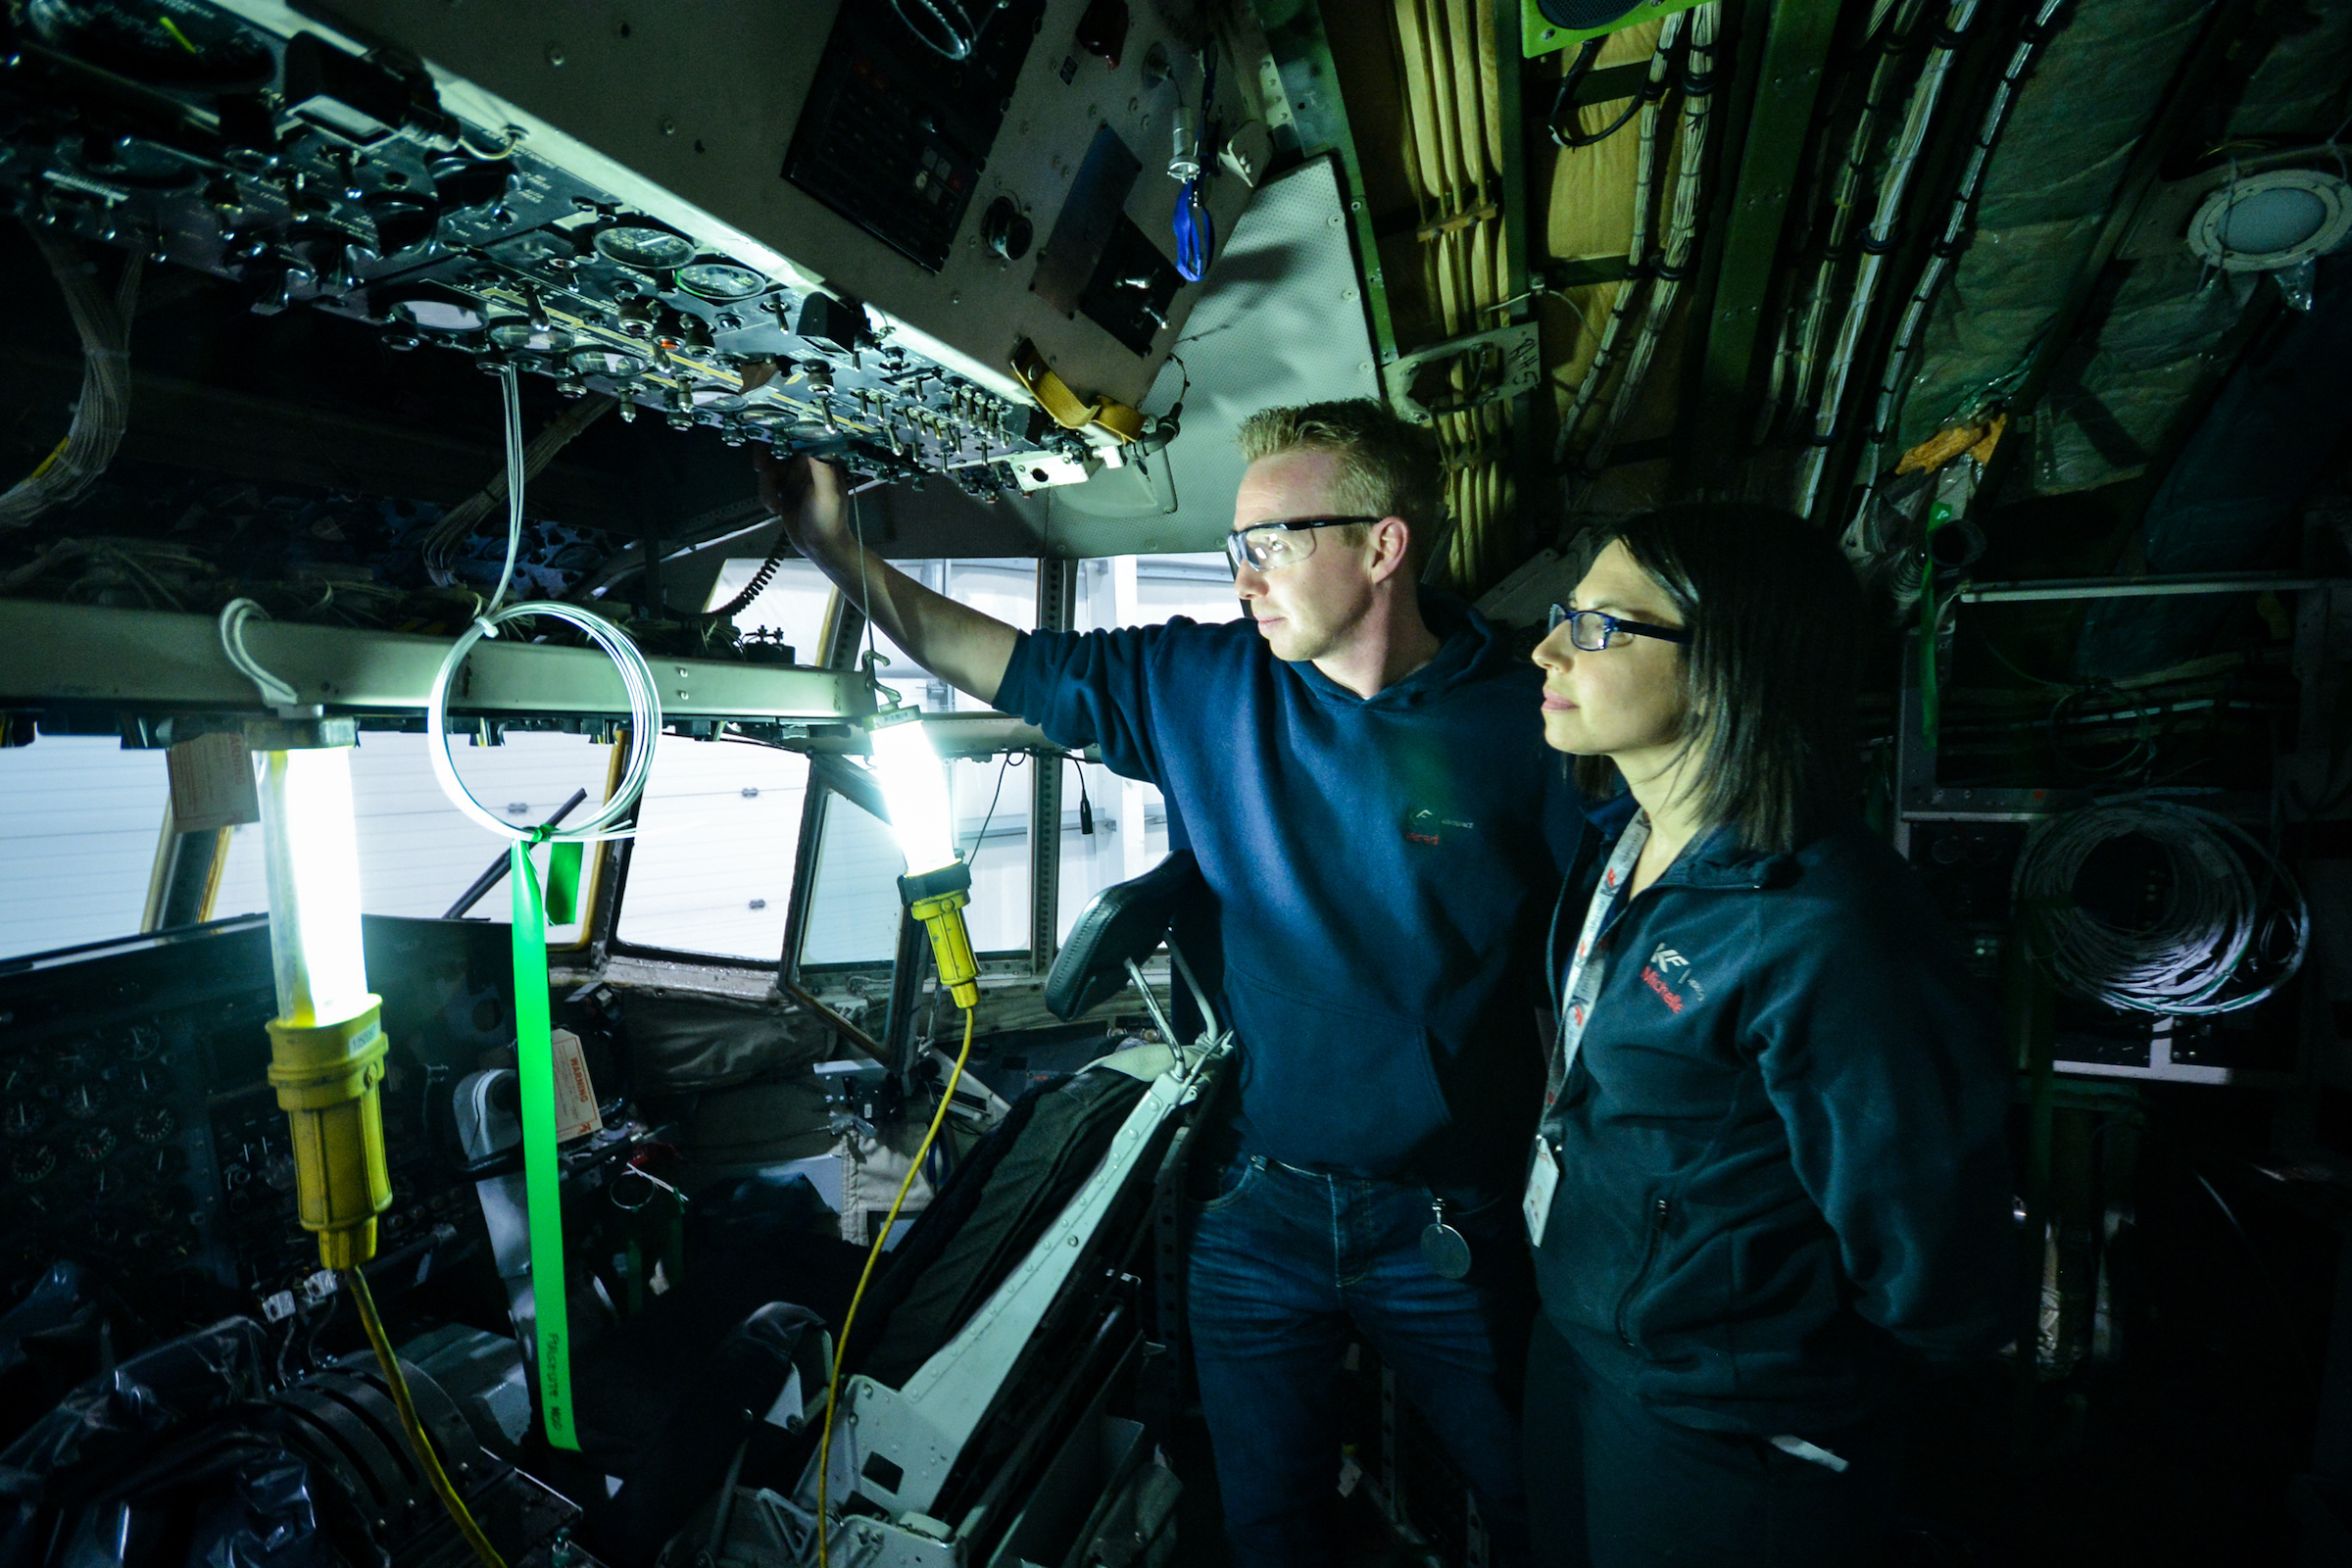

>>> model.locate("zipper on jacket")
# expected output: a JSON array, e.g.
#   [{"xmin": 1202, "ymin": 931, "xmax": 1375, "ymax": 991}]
[{"xmin": 1614, "ymin": 1197, "xmax": 1672, "ymax": 1351}]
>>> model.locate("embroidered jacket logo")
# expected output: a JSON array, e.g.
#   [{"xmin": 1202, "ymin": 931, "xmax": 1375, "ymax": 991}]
[
  {"xmin": 1642, "ymin": 945, "xmax": 1698, "ymax": 1013},
  {"xmin": 1402, "ymin": 808, "xmax": 1475, "ymax": 847}
]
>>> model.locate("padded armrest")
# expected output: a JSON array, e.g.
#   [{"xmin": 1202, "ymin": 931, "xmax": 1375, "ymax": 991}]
[{"xmin": 1044, "ymin": 850, "xmax": 1202, "ymax": 1021}]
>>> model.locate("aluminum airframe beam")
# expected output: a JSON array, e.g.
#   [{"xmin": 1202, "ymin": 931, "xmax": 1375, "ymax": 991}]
[{"xmin": 0, "ymin": 600, "xmax": 869, "ymax": 721}]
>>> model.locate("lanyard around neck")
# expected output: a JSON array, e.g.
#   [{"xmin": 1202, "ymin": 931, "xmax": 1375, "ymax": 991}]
[{"xmin": 1544, "ymin": 812, "xmax": 1651, "ymax": 1117}]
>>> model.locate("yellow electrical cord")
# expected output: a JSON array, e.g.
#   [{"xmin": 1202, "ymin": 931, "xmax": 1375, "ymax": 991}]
[
  {"xmin": 816, "ymin": 1005, "xmax": 978, "ymax": 1568},
  {"xmin": 344, "ymin": 1266, "xmax": 510, "ymax": 1568}
]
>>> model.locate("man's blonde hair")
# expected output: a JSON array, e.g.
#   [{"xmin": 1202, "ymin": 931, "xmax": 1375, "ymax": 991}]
[{"xmin": 1235, "ymin": 400, "xmax": 1446, "ymax": 575}]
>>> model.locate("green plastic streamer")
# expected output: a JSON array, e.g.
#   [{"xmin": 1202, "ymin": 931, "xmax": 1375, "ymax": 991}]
[{"xmin": 510, "ymin": 837, "xmax": 577, "ymax": 1450}]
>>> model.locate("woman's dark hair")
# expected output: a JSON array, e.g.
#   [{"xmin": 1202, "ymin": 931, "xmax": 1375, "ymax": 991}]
[{"xmin": 1570, "ymin": 504, "xmax": 1865, "ymax": 854}]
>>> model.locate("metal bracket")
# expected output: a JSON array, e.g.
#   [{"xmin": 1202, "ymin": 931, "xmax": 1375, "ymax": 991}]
[{"xmin": 1383, "ymin": 323, "xmax": 1543, "ymax": 424}]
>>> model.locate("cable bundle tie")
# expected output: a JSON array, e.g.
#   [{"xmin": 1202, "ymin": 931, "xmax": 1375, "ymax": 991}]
[{"xmin": 1932, "ymin": 224, "xmax": 1978, "ymax": 258}]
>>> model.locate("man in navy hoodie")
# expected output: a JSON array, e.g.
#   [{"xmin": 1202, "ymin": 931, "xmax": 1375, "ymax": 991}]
[{"xmin": 760, "ymin": 402, "xmax": 1587, "ymax": 1567}]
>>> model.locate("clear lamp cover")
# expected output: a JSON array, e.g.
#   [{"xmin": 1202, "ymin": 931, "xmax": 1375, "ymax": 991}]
[
  {"xmin": 867, "ymin": 714, "xmax": 958, "ymax": 878},
  {"xmin": 257, "ymin": 746, "xmax": 371, "ymax": 1027}
]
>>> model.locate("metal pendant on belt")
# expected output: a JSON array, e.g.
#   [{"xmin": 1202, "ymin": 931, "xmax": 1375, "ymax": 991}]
[{"xmin": 1421, "ymin": 1196, "xmax": 1472, "ymax": 1281}]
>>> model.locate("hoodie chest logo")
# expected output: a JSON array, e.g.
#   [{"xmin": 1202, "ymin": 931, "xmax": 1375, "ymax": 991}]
[
  {"xmin": 1402, "ymin": 807, "xmax": 1477, "ymax": 847},
  {"xmin": 1641, "ymin": 944, "xmax": 1705, "ymax": 1012}
]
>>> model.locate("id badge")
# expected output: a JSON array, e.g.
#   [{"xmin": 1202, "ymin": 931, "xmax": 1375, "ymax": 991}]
[{"xmin": 1523, "ymin": 1137, "xmax": 1561, "ymax": 1248}]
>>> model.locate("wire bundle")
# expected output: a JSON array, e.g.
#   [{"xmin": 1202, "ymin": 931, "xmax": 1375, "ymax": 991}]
[
  {"xmin": 2012, "ymin": 798, "xmax": 2308, "ymax": 1017},
  {"xmin": 420, "ymin": 378, "xmax": 612, "ymax": 590},
  {"xmin": 1388, "ymin": 0, "xmax": 1523, "ymax": 592},
  {"xmin": 1793, "ymin": 0, "xmax": 1978, "ymax": 518},
  {"xmin": 1555, "ymin": 4, "xmax": 1722, "ymax": 490},
  {"xmin": 1842, "ymin": 0, "xmax": 2070, "ymax": 551},
  {"xmin": 0, "ymin": 228, "xmax": 138, "ymax": 529}
]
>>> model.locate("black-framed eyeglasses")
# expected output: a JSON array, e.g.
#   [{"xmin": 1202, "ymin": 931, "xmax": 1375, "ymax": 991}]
[
  {"xmin": 1224, "ymin": 515, "xmax": 1383, "ymax": 574},
  {"xmin": 1545, "ymin": 603, "xmax": 1691, "ymax": 652}
]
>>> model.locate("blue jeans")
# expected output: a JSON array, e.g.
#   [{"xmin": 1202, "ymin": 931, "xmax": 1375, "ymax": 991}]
[{"xmin": 1187, "ymin": 1153, "xmax": 1535, "ymax": 1568}]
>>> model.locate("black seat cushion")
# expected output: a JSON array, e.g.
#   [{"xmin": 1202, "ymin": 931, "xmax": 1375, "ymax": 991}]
[{"xmin": 1043, "ymin": 850, "xmax": 1201, "ymax": 1022}]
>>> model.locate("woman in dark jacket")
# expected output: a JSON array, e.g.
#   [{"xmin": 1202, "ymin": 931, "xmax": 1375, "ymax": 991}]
[{"xmin": 1521, "ymin": 506, "xmax": 2014, "ymax": 1567}]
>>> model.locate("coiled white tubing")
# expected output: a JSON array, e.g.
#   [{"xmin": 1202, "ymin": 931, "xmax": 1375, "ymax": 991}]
[
  {"xmin": 425, "ymin": 601, "xmax": 662, "ymax": 844},
  {"xmin": 2012, "ymin": 799, "xmax": 2308, "ymax": 1017}
]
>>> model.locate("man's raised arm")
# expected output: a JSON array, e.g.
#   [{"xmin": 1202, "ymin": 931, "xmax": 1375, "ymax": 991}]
[{"xmin": 756, "ymin": 452, "xmax": 1020, "ymax": 706}]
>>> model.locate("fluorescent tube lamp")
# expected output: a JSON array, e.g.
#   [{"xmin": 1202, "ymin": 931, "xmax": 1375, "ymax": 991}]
[
  {"xmin": 251, "ymin": 727, "xmax": 391, "ymax": 1270},
  {"xmin": 258, "ymin": 745, "xmax": 371, "ymax": 1026},
  {"xmin": 867, "ymin": 707, "xmax": 959, "ymax": 877},
  {"xmin": 865, "ymin": 707, "xmax": 981, "ymax": 1009}
]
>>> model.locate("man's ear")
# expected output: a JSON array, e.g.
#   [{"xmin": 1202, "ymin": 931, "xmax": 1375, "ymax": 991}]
[{"xmin": 1366, "ymin": 514, "xmax": 1412, "ymax": 584}]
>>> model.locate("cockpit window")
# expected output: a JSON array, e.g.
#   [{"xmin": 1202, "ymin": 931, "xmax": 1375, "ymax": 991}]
[
  {"xmin": 612, "ymin": 737, "xmax": 808, "ymax": 961},
  {"xmin": 702, "ymin": 557, "xmax": 836, "ymax": 665},
  {"xmin": 1060, "ymin": 553, "xmax": 1238, "ymax": 943},
  {"xmin": 796, "ymin": 559, "xmax": 1043, "ymax": 971},
  {"xmin": 0, "ymin": 736, "xmax": 172, "ymax": 960},
  {"xmin": 0, "ymin": 731, "xmax": 612, "ymax": 963}
]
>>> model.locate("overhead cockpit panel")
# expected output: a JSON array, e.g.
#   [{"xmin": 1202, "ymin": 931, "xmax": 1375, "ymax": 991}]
[{"xmin": 1, "ymin": 0, "xmax": 1252, "ymax": 497}]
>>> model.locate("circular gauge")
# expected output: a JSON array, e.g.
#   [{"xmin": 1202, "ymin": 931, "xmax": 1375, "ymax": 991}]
[
  {"xmin": 3, "ymin": 1101, "xmax": 45, "ymax": 1140},
  {"xmin": 142, "ymin": 1145, "xmax": 186, "ymax": 1181},
  {"xmin": 593, "ymin": 223, "xmax": 696, "ymax": 270},
  {"xmin": 60, "ymin": 1081, "xmax": 109, "ymax": 1120},
  {"xmin": 121, "ymin": 1025, "xmax": 161, "ymax": 1060},
  {"xmin": 567, "ymin": 345, "xmax": 652, "ymax": 379},
  {"xmin": 386, "ymin": 291, "xmax": 485, "ymax": 334},
  {"xmin": 24, "ymin": 0, "xmax": 274, "ymax": 90},
  {"xmin": 689, "ymin": 386, "xmax": 748, "ymax": 413},
  {"xmin": 486, "ymin": 318, "xmax": 579, "ymax": 354},
  {"xmin": 130, "ymin": 1106, "xmax": 177, "ymax": 1144},
  {"xmin": 72, "ymin": 1125, "xmax": 118, "ymax": 1163},
  {"xmin": 676, "ymin": 261, "xmax": 766, "ymax": 302},
  {"xmin": 11, "ymin": 1145, "xmax": 57, "ymax": 1185},
  {"xmin": 1, "ymin": 1059, "xmax": 42, "ymax": 1098}
]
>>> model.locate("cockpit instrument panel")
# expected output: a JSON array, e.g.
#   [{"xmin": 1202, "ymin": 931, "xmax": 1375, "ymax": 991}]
[{"xmin": 0, "ymin": 0, "xmax": 1250, "ymax": 493}]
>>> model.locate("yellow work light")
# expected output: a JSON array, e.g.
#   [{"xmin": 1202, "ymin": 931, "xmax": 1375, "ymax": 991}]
[
  {"xmin": 249, "ymin": 718, "xmax": 391, "ymax": 1271},
  {"xmin": 866, "ymin": 706, "xmax": 980, "ymax": 1009}
]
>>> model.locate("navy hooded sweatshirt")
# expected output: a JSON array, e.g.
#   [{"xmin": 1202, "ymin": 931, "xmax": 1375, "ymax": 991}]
[
  {"xmin": 995, "ymin": 589, "xmax": 1589, "ymax": 1196},
  {"xmin": 1534, "ymin": 811, "xmax": 2017, "ymax": 1434}
]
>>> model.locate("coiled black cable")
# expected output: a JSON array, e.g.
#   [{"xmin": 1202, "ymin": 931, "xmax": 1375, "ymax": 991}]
[
  {"xmin": 710, "ymin": 550, "xmax": 785, "ymax": 618},
  {"xmin": 2012, "ymin": 797, "xmax": 2308, "ymax": 1017},
  {"xmin": 1548, "ymin": 35, "xmax": 1667, "ymax": 149}
]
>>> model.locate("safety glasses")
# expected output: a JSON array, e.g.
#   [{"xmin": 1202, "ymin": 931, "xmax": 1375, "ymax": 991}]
[{"xmin": 1223, "ymin": 515, "xmax": 1383, "ymax": 574}]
